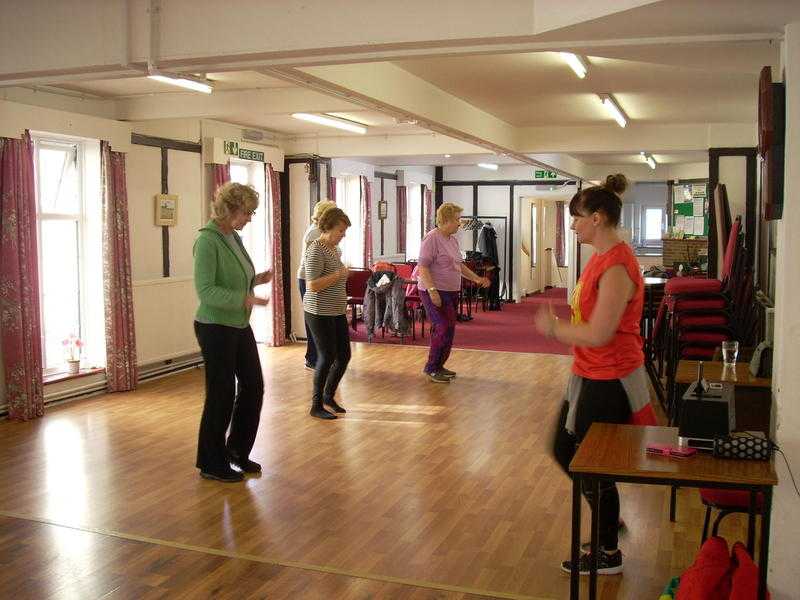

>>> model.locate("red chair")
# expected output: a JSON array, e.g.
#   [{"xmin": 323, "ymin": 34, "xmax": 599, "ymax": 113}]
[
  {"xmin": 394, "ymin": 263, "xmax": 425, "ymax": 339},
  {"xmin": 700, "ymin": 489, "xmax": 764, "ymax": 555},
  {"xmin": 346, "ymin": 268, "xmax": 372, "ymax": 331}
]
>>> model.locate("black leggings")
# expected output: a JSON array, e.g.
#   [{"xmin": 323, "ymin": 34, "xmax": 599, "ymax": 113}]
[
  {"xmin": 304, "ymin": 312, "xmax": 351, "ymax": 407},
  {"xmin": 552, "ymin": 378, "xmax": 632, "ymax": 550},
  {"xmin": 194, "ymin": 322, "xmax": 264, "ymax": 474}
]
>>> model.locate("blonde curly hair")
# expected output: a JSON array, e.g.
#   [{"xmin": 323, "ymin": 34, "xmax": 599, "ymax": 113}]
[
  {"xmin": 312, "ymin": 199, "xmax": 337, "ymax": 224},
  {"xmin": 211, "ymin": 182, "xmax": 259, "ymax": 221},
  {"xmin": 436, "ymin": 202, "xmax": 463, "ymax": 227}
]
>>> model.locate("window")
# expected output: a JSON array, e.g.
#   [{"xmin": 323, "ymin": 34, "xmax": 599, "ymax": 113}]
[
  {"xmin": 337, "ymin": 175, "xmax": 363, "ymax": 267},
  {"xmin": 405, "ymin": 183, "xmax": 422, "ymax": 260},
  {"xmin": 644, "ymin": 207, "xmax": 665, "ymax": 242},
  {"xmin": 230, "ymin": 160, "xmax": 269, "ymax": 342},
  {"xmin": 34, "ymin": 137, "xmax": 104, "ymax": 373},
  {"xmin": 562, "ymin": 202, "xmax": 570, "ymax": 267},
  {"xmin": 530, "ymin": 204, "xmax": 537, "ymax": 268}
]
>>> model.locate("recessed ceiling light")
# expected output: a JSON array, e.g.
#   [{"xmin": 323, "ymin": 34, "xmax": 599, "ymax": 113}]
[
  {"xmin": 598, "ymin": 94, "xmax": 628, "ymax": 128},
  {"xmin": 444, "ymin": 154, "xmax": 452, "ymax": 158},
  {"xmin": 559, "ymin": 52, "xmax": 588, "ymax": 79},
  {"xmin": 291, "ymin": 113, "xmax": 367, "ymax": 134}
]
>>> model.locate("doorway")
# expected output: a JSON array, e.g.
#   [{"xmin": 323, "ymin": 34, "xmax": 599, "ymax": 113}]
[{"xmin": 520, "ymin": 197, "xmax": 569, "ymax": 296}]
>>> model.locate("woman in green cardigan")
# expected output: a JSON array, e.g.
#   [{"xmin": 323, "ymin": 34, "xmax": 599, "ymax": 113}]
[{"xmin": 193, "ymin": 182, "xmax": 271, "ymax": 483}]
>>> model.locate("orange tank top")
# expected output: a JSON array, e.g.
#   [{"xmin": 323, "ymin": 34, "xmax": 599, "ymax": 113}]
[{"xmin": 570, "ymin": 241, "xmax": 644, "ymax": 380}]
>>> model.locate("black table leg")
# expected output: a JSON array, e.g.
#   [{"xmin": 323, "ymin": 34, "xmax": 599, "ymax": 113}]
[
  {"xmin": 589, "ymin": 478, "xmax": 599, "ymax": 600},
  {"xmin": 748, "ymin": 488, "xmax": 757, "ymax": 557},
  {"xmin": 670, "ymin": 485, "xmax": 678, "ymax": 522},
  {"xmin": 758, "ymin": 486, "xmax": 772, "ymax": 600},
  {"xmin": 571, "ymin": 474, "xmax": 581, "ymax": 600}
]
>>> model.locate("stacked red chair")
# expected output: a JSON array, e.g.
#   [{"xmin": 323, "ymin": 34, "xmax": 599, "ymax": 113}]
[{"xmin": 651, "ymin": 217, "xmax": 748, "ymax": 422}]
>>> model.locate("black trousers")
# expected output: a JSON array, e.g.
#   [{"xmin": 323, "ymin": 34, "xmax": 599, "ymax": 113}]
[
  {"xmin": 298, "ymin": 278, "xmax": 318, "ymax": 367},
  {"xmin": 304, "ymin": 312, "xmax": 351, "ymax": 407},
  {"xmin": 194, "ymin": 322, "xmax": 264, "ymax": 474},
  {"xmin": 552, "ymin": 378, "xmax": 632, "ymax": 550}
]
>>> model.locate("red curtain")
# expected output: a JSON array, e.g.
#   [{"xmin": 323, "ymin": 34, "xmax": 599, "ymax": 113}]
[
  {"xmin": 0, "ymin": 132, "xmax": 44, "ymax": 420},
  {"xmin": 266, "ymin": 164, "xmax": 286, "ymax": 347},
  {"xmin": 396, "ymin": 185, "xmax": 407, "ymax": 254},
  {"xmin": 328, "ymin": 176, "xmax": 337, "ymax": 202},
  {"xmin": 360, "ymin": 176, "xmax": 373, "ymax": 268},
  {"xmin": 101, "ymin": 142, "xmax": 138, "ymax": 392},
  {"xmin": 555, "ymin": 200, "xmax": 566, "ymax": 267},
  {"xmin": 424, "ymin": 187, "xmax": 434, "ymax": 233},
  {"xmin": 213, "ymin": 163, "xmax": 230, "ymax": 193}
]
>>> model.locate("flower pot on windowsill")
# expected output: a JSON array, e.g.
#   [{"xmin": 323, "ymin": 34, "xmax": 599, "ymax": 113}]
[{"xmin": 66, "ymin": 359, "xmax": 81, "ymax": 375}]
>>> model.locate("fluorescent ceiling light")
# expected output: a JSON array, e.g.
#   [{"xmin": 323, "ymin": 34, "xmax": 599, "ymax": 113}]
[
  {"xmin": 444, "ymin": 154, "xmax": 452, "ymax": 158},
  {"xmin": 291, "ymin": 113, "xmax": 367, "ymax": 134},
  {"xmin": 477, "ymin": 163, "xmax": 499, "ymax": 171},
  {"xmin": 147, "ymin": 72, "xmax": 213, "ymax": 94},
  {"xmin": 598, "ymin": 94, "xmax": 628, "ymax": 128},
  {"xmin": 560, "ymin": 52, "xmax": 588, "ymax": 79},
  {"xmin": 643, "ymin": 153, "xmax": 657, "ymax": 169}
]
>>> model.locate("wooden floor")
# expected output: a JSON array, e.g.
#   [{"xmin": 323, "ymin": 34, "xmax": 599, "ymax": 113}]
[{"xmin": 0, "ymin": 343, "xmax": 750, "ymax": 599}]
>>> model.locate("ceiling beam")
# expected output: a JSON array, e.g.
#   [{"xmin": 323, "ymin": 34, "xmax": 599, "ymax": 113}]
[{"xmin": 1, "ymin": 0, "xmax": 780, "ymax": 86}]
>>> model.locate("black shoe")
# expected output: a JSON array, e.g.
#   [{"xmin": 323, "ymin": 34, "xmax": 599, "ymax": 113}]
[
  {"xmin": 310, "ymin": 406, "xmax": 337, "ymax": 420},
  {"xmin": 560, "ymin": 550, "xmax": 623, "ymax": 576},
  {"xmin": 439, "ymin": 368, "xmax": 456, "ymax": 379},
  {"xmin": 227, "ymin": 450, "xmax": 262, "ymax": 473},
  {"xmin": 305, "ymin": 362, "xmax": 315, "ymax": 370},
  {"xmin": 200, "ymin": 469, "xmax": 244, "ymax": 483},
  {"xmin": 427, "ymin": 371, "xmax": 451, "ymax": 383},
  {"xmin": 323, "ymin": 398, "xmax": 346, "ymax": 413}
]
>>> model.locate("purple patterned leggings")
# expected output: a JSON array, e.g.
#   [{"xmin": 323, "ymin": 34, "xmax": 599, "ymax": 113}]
[{"xmin": 420, "ymin": 289, "xmax": 458, "ymax": 374}]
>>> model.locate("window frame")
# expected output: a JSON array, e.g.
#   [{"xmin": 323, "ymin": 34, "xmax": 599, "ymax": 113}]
[{"xmin": 33, "ymin": 138, "xmax": 89, "ymax": 375}]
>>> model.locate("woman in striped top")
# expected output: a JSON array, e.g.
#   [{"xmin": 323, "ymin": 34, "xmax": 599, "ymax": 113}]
[{"xmin": 303, "ymin": 207, "xmax": 352, "ymax": 420}]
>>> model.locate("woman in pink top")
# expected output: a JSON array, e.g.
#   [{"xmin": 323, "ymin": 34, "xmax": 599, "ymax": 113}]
[{"xmin": 416, "ymin": 203, "xmax": 490, "ymax": 383}]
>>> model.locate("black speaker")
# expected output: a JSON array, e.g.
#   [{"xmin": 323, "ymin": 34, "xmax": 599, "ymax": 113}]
[{"xmin": 678, "ymin": 382, "xmax": 735, "ymax": 449}]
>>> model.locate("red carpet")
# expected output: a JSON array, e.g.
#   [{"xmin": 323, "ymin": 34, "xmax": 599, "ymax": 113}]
[{"xmin": 349, "ymin": 287, "xmax": 572, "ymax": 355}]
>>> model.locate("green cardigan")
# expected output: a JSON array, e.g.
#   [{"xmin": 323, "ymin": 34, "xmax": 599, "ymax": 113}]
[{"xmin": 193, "ymin": 220, "xmax": 255, "ymax": 328}]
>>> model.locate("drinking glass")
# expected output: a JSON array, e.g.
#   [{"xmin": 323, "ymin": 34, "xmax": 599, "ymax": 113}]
[{"xmin": 721, "ymin": 340, "xmax": 739, "ymax": 367}]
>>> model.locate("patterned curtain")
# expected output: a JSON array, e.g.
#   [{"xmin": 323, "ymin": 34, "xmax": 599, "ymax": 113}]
[
  {"xmin": 101, "ymin": 142, "xmax": 138, "ymax": 392},
  {"xmin": 396, "ymin": 185, "xmax": 407, "ymax": 254},
  {"xmin": 555, "ymin": 200, "xmax": 566, "ymax": 267},
  {"xmin": 266, "ymin": 164, "xmax": 286, "ymax": 346},
  {"xmin": 0, "ymin": 132, "xmax": 44, "ymax": 420},
  {"xmin": 328, "ymin": 176, "xmax": 337, "ymax": 203},
  {"xmin": 361, "ymin": 176, "xmax": 373, "ymax": 268},
  {"xmin": 424, "ymin": 186, "xmax": 434, "ymax": 233}
]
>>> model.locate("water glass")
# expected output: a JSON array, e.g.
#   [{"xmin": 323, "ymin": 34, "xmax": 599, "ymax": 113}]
[{"xmin": 721, "ymin": 340, "xmax": 739, "ymax": 367}]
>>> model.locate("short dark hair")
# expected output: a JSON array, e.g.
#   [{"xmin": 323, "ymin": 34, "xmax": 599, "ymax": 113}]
[
  {"xmin": 317, "ymin": 207, "xmax": 351, "ymax": 232},
  {"xmin": 569, "ymin": 186, "xmax": 623, "ymax": 227}
]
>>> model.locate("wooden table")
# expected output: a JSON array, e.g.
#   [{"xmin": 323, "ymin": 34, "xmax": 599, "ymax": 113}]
[{"xmin": 568, "ymin": 424, "xmax": 777, "ymax": 600}]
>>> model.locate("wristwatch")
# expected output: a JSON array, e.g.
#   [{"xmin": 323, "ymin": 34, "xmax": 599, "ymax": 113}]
[{"xmin": 428, "ymin": 287, "xmax": 438, "ymax": 292}]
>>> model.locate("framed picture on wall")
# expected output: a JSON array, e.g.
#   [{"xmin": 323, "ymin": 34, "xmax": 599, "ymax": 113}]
[
  {"xmin": 378, "ymin": 200, "xmax": 388, "ymax": 220},
  {"xmin": 155, "ymin": 194, "xmax": 179, "ymax": 226}
]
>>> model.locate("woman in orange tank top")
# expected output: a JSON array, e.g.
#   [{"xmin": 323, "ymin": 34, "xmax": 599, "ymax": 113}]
[{"xmin": 534, "ymin": 175, "xmax": 655, "ymax": 577}]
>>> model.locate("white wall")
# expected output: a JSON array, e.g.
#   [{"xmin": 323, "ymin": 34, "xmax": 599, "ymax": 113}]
[
  {"xmin": 769, "ymin": 21, "xmax": 800, "ymax": 599},
  {"xmin": 289, "ymin": 163, "xmax": 312, "ymax": 339},
  {"xmin": 719, "ymin": 155, "xmax": 748, "ymax": 224}
]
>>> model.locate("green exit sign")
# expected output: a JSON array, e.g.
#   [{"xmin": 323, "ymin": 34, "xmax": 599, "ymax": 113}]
[
  {"xmin": 534, "ymin": 169, "xmax": 559, "ymax": 179},
  {"xmin": 223, "ymin": 140, "xmax": 239, "ymax": 156}
]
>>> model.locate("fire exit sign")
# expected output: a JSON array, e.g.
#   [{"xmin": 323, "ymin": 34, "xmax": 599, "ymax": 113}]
[{"xmin": 534, "ymin": 169, "xmax": 559, "ymax": 179}]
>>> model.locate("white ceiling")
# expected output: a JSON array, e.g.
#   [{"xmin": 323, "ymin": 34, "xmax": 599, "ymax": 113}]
[{"xmin": 15, "ymin": 0, "xmax": 798, "ymax": 172}]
